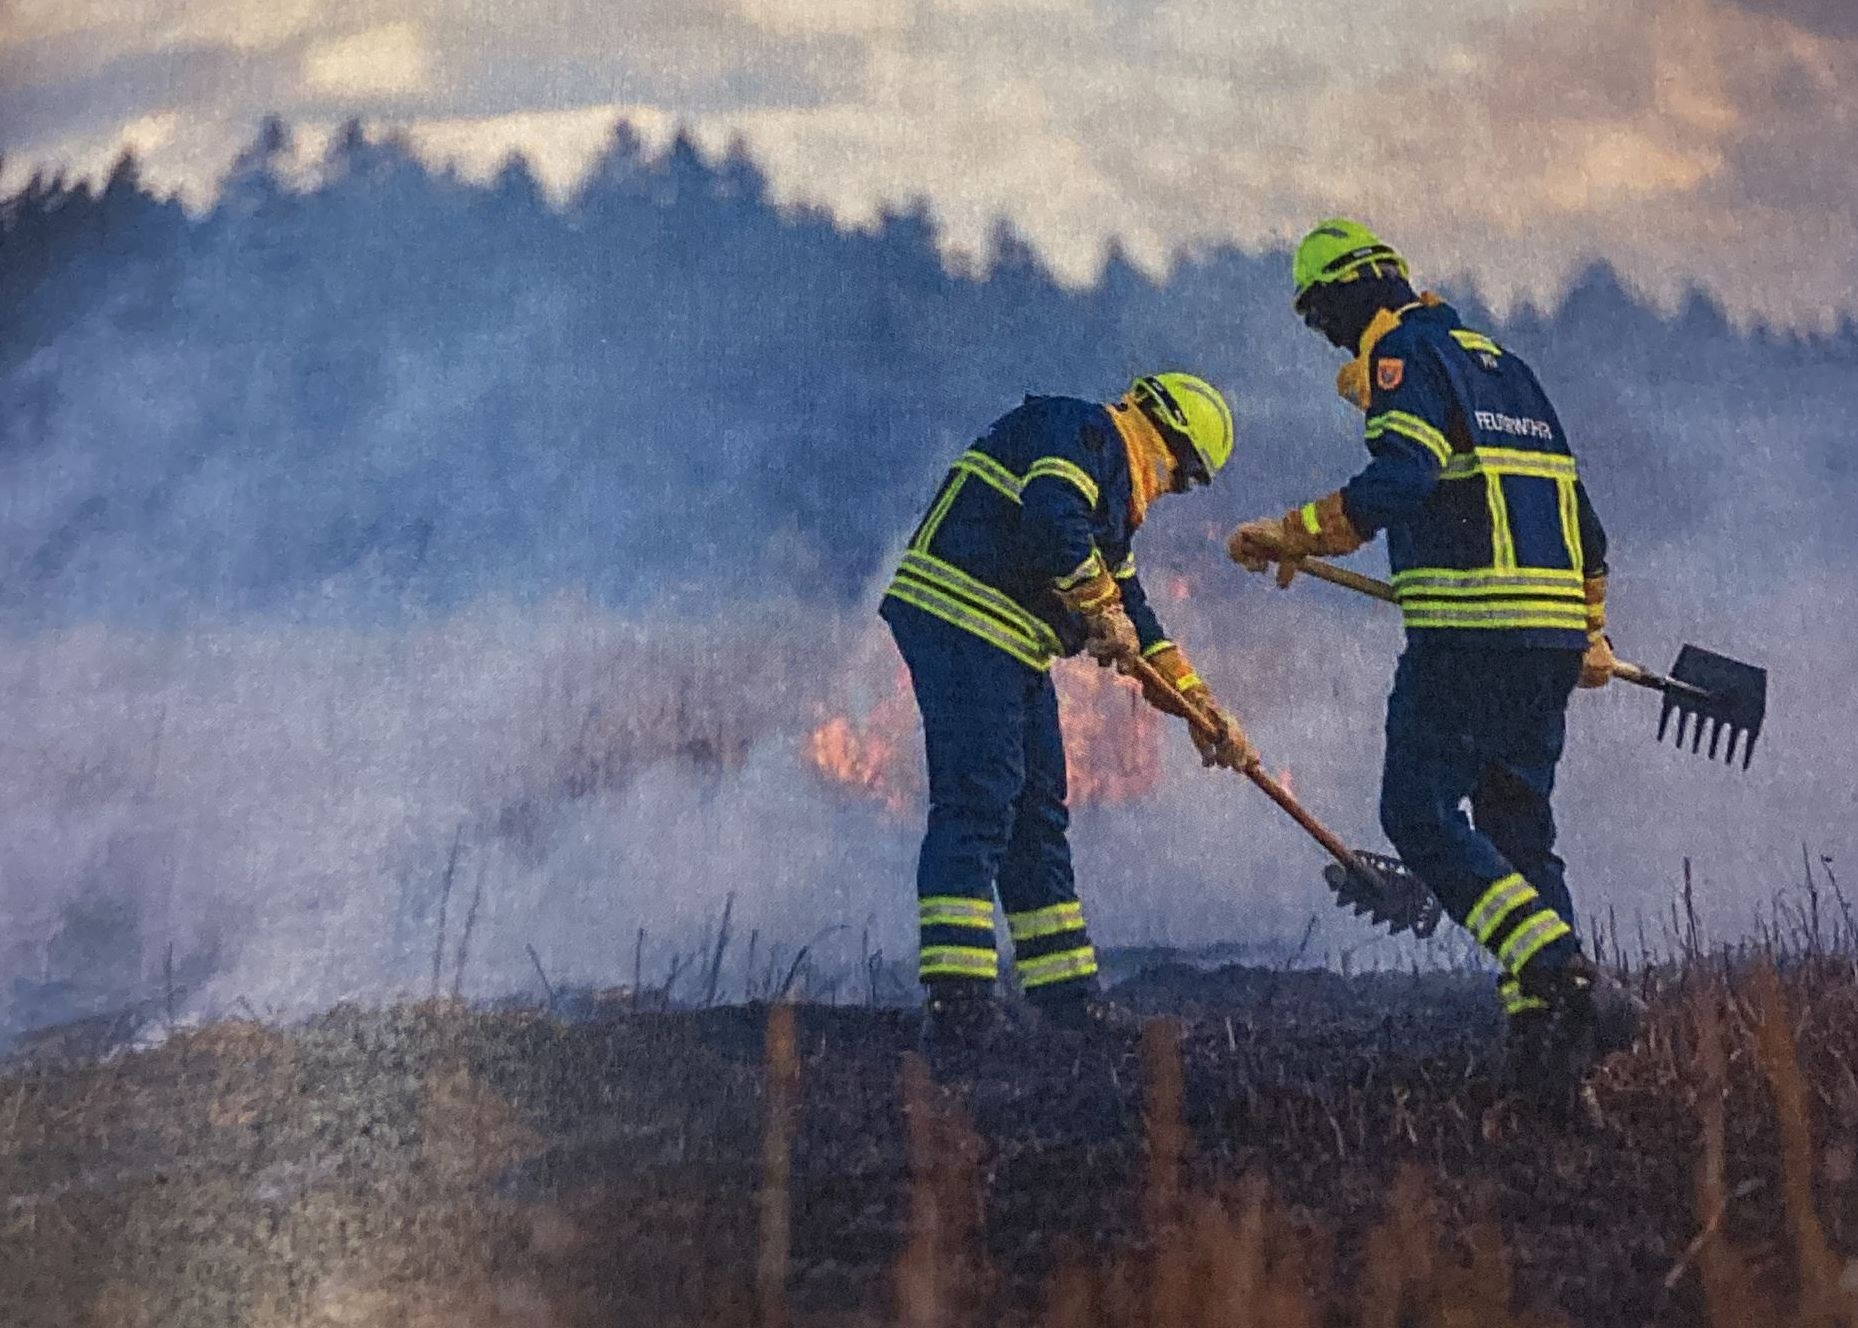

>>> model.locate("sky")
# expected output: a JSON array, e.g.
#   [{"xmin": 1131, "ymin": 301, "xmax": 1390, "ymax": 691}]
[{"xmin": 4, "ymin": 0, "xmax": 1858, "ymax": 327}]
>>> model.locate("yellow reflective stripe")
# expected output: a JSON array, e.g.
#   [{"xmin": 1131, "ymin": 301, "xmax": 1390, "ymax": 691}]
[
  {"xmin": 1366, "ymin": 411, "xmax": 1451, "ymax": 466},
  {"xmin": 1299, "ymin": 502, "xmax": 1323, "ymax": 535},
  {"xmin": 954, "ymin": 449, "xmax": 1024, "ymax": 503},
  {"xmin": 1401, "ymin": 606, "xmax": 1589, "ymax": 631},
  {"xmin": 1486, "ymin": 472, "xmax": 1516, "ymax": 569},
  {"xmin": 1450, "ymin": 329, "xmax": 1502, "ymax": 356},
  {"xmin": 920, "ymin": 946, "xmax": 999, "ymax": 979},
  {"xmin": 1141, "ymin": 639, "xmax": 1175, "ymax": 659},
  {"xmin": 1113, "ymin": 552, "xmax": 1137, "ymax": 580},
  {"xmin": 884, "ymin": 579, "xmax": 1053, "ymax": 671},
  {"xmin": 1017, "ymin": 946, "xmax": 1099, "ymax": 989},
  {"xmin": 912, "ymin": 471, "xmax": 969, "ymax": 552},
  {"xmin": 1476, "ymin": 447, "xmax": 1576, "ymax": 476},
  {"xmin": 1440, "ymin": 449, "xmax": 1577, "ymax": 482},
  {"xmin": 1006, "ymin": 902, "xmax": 1087, "ymax": 941},
  {"xmin": 899, "ymin": 551, "xmax": 1062, "ymax": 653},
  {"xmin": 1497, "ymin": 978, "xmax": 1548, "ymax": 1016},
  {"xmin": 1557, "ymin": 476, "xmax": 1583, "ymax": 572},
  {"xmin": 920, "ymin": 896, "xmax": 996, "ymax": 929},
  {"xmin": 1024, "ymin": 456, "xmax": 1101, "ymax": 510},
  {"xmin": 1054, "ymin": 547, "xmax": 1109, "ymax": 591},
  {"xmin": 1391, "ymin": 567, "xmax": 1583, "ymax": 588},
  {"xmin": 1466, "ymin": 873, "xmax": 1535, "ymax": 944},
  {"xmin": 1175, "ymin": 672, "xmax": 1202, "ymax": 692},
  {"xmin": 1497, "ymin": 910, "xmax": 1573, "ymax": 975},
  {"xmin": 1394, "ymin": 582, "xmax": 1583, "ymax": 600}
]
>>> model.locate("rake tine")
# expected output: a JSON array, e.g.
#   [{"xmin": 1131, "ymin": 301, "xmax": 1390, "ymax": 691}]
[
  {"xmin": 1741, "ymin": 733, "xmax": 1758, "ymax": 770},
  {"xmin": 1691, "ymin": 711, "xmax": 1706, "ymax": 754},
  {"xmin": 1658, "ymin": 701, "xmax": 1675, "ymax": 743},
  {"xmin": 1707, "ymin": 719, "xmax": 1724, "ymax": 761}
]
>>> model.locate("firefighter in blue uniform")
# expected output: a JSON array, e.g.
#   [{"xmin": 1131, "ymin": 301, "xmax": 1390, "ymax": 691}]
[
  {"xmin": 1228, "ymin": 220, "xmax": 1618, "ymax": 1114},
  {"xmin": 882, "ymin": 374, "xmax": 1249, "ymax": 1060}
]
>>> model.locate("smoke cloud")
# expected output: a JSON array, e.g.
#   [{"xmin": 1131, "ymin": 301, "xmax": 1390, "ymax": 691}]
[{"xmin": 2, "ymin": 122, "xmax": 1853, "ymax": 1035}]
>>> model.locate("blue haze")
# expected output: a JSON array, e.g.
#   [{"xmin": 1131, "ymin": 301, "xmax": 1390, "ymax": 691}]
[{"xmin": 2, "ymin": 119, "xmax": 1854, "ymax": 1029}]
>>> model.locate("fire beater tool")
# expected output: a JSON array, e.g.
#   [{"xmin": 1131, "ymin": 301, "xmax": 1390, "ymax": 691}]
[
  {"xmin": 1126, "ymin": 654, "xmax": 1398, "ymax": 906},
  {"xmin": 1287, "ymin": 557, "xmax": 1768, "ymax": 770}
]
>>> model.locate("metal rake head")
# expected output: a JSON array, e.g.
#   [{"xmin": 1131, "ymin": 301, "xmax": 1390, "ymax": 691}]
[
  {"xmin": 1323, "ymin": 850, "xmax": 1443, "ymax": 939},
  {"xmin": 1658, "ymin": 645, "xmax": 1767, "ymax": 770}
]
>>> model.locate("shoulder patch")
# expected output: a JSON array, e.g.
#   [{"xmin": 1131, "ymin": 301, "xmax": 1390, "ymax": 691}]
[{"xmin": 1376, "ymin": 358, "xmax": 1405, "ymax": 392}]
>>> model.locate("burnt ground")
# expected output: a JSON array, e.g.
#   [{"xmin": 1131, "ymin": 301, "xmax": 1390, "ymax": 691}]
[{"xmin": 1, "ymin": 959, "xmax": 1855, "ymax": 1327}]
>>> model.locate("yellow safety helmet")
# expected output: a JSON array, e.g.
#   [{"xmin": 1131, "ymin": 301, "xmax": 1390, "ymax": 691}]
[
  {"xmin": 1291, "ymin": 218, "xmax": 1409, "ymax": 315},
  {"xmin": 1128, "ymin": 372, "xmax": 1234, "ymax": 488}
]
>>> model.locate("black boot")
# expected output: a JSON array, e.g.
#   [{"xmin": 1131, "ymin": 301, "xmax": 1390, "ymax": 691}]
[
  {"xmin": 1025, "ymin": 978, "xmax": 1143, "ymax": 1039},
  {"xmin": 1591, "ymin": 966, "xmax": 1647, "ymax": 1058},
  {"xmin": 918, "ymin": 980, "xmax": 1010, "ymax": 1076},
  {"xmin": 1503, "ymin": 955, "xmax": 1599, "ymax": 1122}
]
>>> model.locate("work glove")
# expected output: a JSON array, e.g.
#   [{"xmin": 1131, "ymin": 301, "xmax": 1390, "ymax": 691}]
[
  {"xmin": 1138, "ymin": 644, "xmax": 1256, "ymax": 770},
  {"xmin": 1226, "ymin": 492, "xmax": 1367, "ymax": 589},
  {"xmin": 1183, "ymin": 684, "xmax": 1257, "ymax": 772},
  {"xmin": 1081, "ymin": 604, "xmax": 1140, "ymax": 669},
  {"xmin": 1053, "ymin": 549, "xmax": 1140, "ymax": 669},
  {"xmin": 1579, "ymin": 574, "xmax": 1614, "ymax": 689},
  {"xmin": 1580, "ymin": 633, "xmax": 1618, "ymax": 689}
]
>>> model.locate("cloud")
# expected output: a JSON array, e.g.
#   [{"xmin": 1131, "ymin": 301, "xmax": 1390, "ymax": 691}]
[
  {"xmin": 301, "ymin": 22, "xmax": 435, "ymax": 99},
  {"xmin": 4, "ymin": 0, "xmax": 1856, "ymax": 325}
]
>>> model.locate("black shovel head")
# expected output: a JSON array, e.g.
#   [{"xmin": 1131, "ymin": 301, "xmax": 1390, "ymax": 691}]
[
  {"xmin": 1658, "ymin": 645, "xmax": 1768, "ymax": 769},
  {"xmin": 1323, "ymin": 851, "xmax": 1444, "ymax": 939}
]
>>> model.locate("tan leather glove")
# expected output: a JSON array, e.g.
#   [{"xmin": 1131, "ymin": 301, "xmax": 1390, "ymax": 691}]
[
  {"xmin": 1227, "ymin": 492, "xmax": 1367, "ymax": 588},
  {"xmin": 1579, "ymin": 575, "xmax": 1614, "ymax": 689},
  {"xmin": 1053, "ymin": 550, "xmax": 1138, "ymax": 669},
  {"xmin": 1138, "ymin": 644, "xmax": 1256, "ymax": 769},
  {"xmin": 1183, "ymin": 684, "xmax": 1257, "ymax": 771},
  {"xmin": 1226, "ymin": 518, "xmax": 1284, "ymax": 573},
  {"xmin": 1580, "ymin": 633, "xmax": 1618, "ymax": 689},
  {"xmin": 1082, "ymin": 605, "xmax": 1140, "ymax": 669}
]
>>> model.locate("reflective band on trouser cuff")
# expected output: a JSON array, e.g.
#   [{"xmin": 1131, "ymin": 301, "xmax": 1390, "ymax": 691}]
[
  {"xmin": 1141, "ymin": 638, "xmax": 1175, "ymax": 659},
  {"xmin": 1497, "ymin": 910, "xmax": 1573, "ymax": 975},
  {"xmin": 1497, "ymin": 977, "xmax": 1549, "ymax": 1016},
  {"xmin": 1024, "ymin": 456, "xmax": 1101, "ymax": 509},
  {"xmin": 920, "ymin": 896, "xmax": 996, "ymax": 930},
  {"xmin": 1017, "ymin": 946, "xmax": 1099, "ymax": 989},
  {"xmin": 1113, "ymin": 552, "xmax": 1137, "ymax": 580},
  {"xmin": 1007, "ymin": 902, "xmax": 1086, "ymax": 942},
  {"xmin": 1466, "ymin": 872, "xmax": 1535, "ymax": 945},
  {"xmin": 1366, "ymin": 411, "xmax": 1450, "ymax": 465},
  {"xmin": 920, "ymin": 946, "xmax": 999, "ymax": 981}
]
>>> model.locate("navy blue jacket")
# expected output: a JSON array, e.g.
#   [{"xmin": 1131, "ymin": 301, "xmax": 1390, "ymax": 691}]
[
  {"xmin": 881, "ymin": 396, "xmax": 1170, "ymax": 670},
  {"xmin": 1337, "ymin": 302, "xmax": 1607, "ymax": 650}
]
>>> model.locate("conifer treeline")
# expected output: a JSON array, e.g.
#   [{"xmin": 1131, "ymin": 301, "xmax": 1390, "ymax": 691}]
[{"xmin": 1, "ymin": 118, "xmax": 1852, "ymax": 625}]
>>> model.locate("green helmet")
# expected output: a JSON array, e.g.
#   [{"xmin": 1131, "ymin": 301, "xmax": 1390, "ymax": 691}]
[
  {"xmin": 1291, "ymin": 218, "xmax": 1409, "ymax": 313},
  {"xmin": 1129, "ymin": 372, "xmax": 1234, "ymax": 487}
]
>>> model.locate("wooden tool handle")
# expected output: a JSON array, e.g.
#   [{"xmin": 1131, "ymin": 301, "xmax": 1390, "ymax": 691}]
[
  {"xmin": 1125, "ymin": 656, "xmax": 1363, "ymax": 874},
  {"xmin": 1291, "ymin": 557, "xmax": 1398, "ymax": 604}
]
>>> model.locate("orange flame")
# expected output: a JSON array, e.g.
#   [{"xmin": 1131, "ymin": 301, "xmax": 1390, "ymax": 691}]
[{"xmin": 806, "ymin": 660, "xmax": 1165, "ymax": 815}]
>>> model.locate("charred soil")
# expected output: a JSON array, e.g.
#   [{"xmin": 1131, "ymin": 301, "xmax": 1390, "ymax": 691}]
[{"xmin": 1, "ymin": 959, "xmax": 1854, "ymax": 1327}]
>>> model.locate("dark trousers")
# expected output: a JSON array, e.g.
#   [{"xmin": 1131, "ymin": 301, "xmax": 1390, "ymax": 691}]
[
  {"xmin": 1379, "ymin": 644, "xmax": 1583, "ymax": 1009},
  {"xmin": 883, "ymin": 602, "xmax": 1098, "ymax": 994}
]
